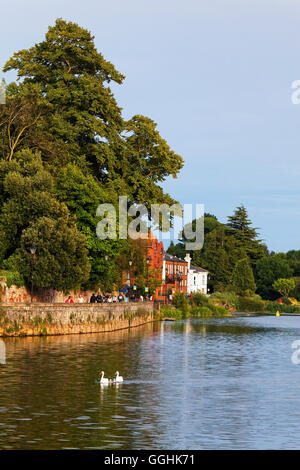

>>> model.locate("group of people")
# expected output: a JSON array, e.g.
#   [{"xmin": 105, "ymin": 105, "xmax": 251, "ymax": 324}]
[
  {"xmin": 65, "ymin": 295, "xmax": 84, "ymax": 303},
  {"xmin": 65, "ymin": 292, "xmax": 154, "ymax": 304},
  {"xmin": 89, "ymin": 293, "xmax": 123, "ymax": 303}
]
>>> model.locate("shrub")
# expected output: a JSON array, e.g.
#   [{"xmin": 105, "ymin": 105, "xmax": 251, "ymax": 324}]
[
  {"xmin": 235, "ymin": 297, "xmax": 265, "ymax": 312},
  {"xmin": 160, "ymin": 305, "xmax": 185, "ymax": 320},
  {"xmin": 0, "ymin": 269, "xmax": 25, "ymax": 288},
  {"xmin": 273, "ymin": 278, "xmax": 296, "ymax": 300},
  {"xmin": 211, "ymin": 305, "xmax": 229, "ymax": 316},
  {"xmin": 190, "ymin": 306, "xmax": 212, "ymax": 317},
  {"xmin": 265, "ymin": 302, "xmax": 300, "ymax": 314},
  {"xmin": 191, "ymin": 292, "xmax": 210, "ymax": 307},
  {"xmin": 173, "ymin": 292, "xmax": 189, "ymax": 317},
  {"xmin": 210, "ymin": 291, "xmax": 238, "ymax": 308}
]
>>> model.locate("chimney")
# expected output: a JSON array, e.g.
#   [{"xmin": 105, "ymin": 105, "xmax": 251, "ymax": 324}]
[{"xmin": 185, "ymin": 252, "xmax": 191, "ymax": 270}]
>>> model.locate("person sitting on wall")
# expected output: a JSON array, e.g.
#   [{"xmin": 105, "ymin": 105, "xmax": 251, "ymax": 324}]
[
  {"xmin": 112, "ymin": 295, "xmax": 117, "ymax": 303},
  {"xmin": 65, "ymin": 295, "xmax": 74, "ymax": 303},
  {"xmin": 78, "ymin": 295, "xmax": 85, "ymax": 303},
  {"xmin": 118, "ymin": 293, "xmax": 124, "ymax": 302},
  {"xmin": 90, "ymin": 293, "xmax": 97, "ymax": 303},
  {"xmin": 96, "ymin": 293, "xmax": 103, "ymax": 303}
]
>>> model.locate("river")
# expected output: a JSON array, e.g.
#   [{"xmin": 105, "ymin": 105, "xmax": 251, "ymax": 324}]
[{"xmin": 0, "ymin": 315, "xmax": 300, "ymax": 449}]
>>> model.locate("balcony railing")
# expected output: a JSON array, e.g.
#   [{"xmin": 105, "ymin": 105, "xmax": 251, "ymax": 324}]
[{"xmin": 165, "ymin": 273, "xmax": 183, "ymax": 284}]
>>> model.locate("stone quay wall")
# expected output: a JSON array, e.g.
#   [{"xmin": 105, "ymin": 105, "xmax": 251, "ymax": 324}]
[{"xmin": 0, "ymin": 302, "xmax": 155, "ymax": 337}]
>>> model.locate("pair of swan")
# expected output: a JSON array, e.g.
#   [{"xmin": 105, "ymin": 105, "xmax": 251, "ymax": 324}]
[{"xmin": 99, "ymin": 370, "xmax": 123, "ymax": 385}]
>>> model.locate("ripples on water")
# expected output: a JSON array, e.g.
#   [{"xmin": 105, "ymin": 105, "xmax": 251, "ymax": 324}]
[{"xmin": 0, "ymin": 315, "xmax": 300, "ymax": 449}]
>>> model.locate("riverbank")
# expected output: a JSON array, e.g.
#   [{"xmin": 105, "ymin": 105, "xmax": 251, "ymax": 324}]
[
  {"xmin": 0, "ymin": 302, "xmax": 155, "ymax": 337},
  {"xmin": 164, "ymin": 291, "xmax": 300, "ymax": 320}
]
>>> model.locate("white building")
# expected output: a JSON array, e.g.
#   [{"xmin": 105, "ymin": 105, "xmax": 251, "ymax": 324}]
[{"xmin": 184, "ymin": 253, "xmax": 209, "ymax": 294}]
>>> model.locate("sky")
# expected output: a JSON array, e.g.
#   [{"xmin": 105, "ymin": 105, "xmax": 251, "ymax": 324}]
[{"xmin": 1, "ymin": 0, "xmax": 300, "ymax": 252}]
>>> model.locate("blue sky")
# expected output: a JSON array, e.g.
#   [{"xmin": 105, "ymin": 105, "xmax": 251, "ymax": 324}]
[{"xmin": 1, "ymin": 0, "xmax": 300, "ymax": 252}]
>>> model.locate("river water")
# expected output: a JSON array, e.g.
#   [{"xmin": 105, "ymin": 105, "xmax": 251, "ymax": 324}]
[{"xmin": 0, "ymin": 315, "xmax": 300, "ymax": 449}]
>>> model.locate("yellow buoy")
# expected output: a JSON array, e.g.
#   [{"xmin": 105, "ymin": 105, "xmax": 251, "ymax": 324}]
[{"xmin": 276, "ymin": 311, "xmax": 280, "ymax": 317}]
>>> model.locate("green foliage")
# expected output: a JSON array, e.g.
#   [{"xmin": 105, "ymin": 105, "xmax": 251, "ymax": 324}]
[
  {"xmin": 255, "ymin": 254, "xmax": 293, "ymax": 300},
  {"xmin": 3, "ymin": 19, "xmax": 183, "ymax": 206},
  {"xmin": 0, "ymin": 270, "xmax": 24, "ymax": 288},
  {"xmin": 291, "ymin": 277, "xmax": 300, "ymax": 301},
  {"xmin": 189, "ymin": 291, "xmax": 230, "ymax": 317},
  {"xmin": 265, "ymin": 302, "xmax": 300, "ymax": 314},
  {"xmin": 189, "ymin": 302, "xmax": 228, "ymax": 317},
  {"xmin": 235, "ymin": 296, "xmax": 265, "ymax": 312},
  {"xmin": 210, "ymin": 305, "xmax": 228, "ymax": 316},
  {"xmin": 191, "ymin": 292, "xmax": 210, "ymax": 307},
  {"xmin": 190, "ymin": 306, "xmax": 213, "ymax": 317},
  {"xmin": 286, "ymin": 250, "xmax": 300, "ymax": 276},
  {"xmin": 191, "ymin": 207, "xmax": 266, "ymax": 293},
  {"xmin": 232, "ymin": 257, "xmax": 256, "ymax": 296},
  {"xmin": 0, "ymin": 19, "xmax": 184, "ymax": 292},
  {"xmin": 1, "ymin": 253, "xmax": 25, "ymax": 287},
  {"xmin": 173, "ymin": 292, "xmax": 189, "ymax": 316},
  {"xmin": 160, "ymin": 305, "xmax": 185, "ymax": 320},
  {"xmin": 166, "ymin": 241, "xmax": 186, "ymax": 259},
  {"xmin": 226, "ymin": 205, "xmax": 267, "ymax": 264},
  {"xmin": 272, "ymin": 278, "xmax": 296, "ymax": 300},
  {"xmin": 209, "ymin": 291, "xmax": 265, "ymax": 313},
  {"xmin": 0, "ymin": 149, "xmax": 90, "ymax": 291},
  {"xmin": 17, "ymin": 215, "xmax": 90, "ymax": 290},
  {"xmin": 210, "ymin": 291, "xmax": 238, "ymax": 308},
  {"xmin": 55, "ymin": 163, "xmax": 125, "ymax": 289}
]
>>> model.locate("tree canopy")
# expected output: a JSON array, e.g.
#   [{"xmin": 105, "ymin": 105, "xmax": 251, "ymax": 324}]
[
  {"xmin": 232, "ymin": 257, "xmax": 256, "ymax": 296},
  {"xmin": 272, "ymin": 278, "xmax": 295, "ymax": 300},
  {"xmin": 0, "ymin": 19, "xmax": 184, "ymax": 291}
]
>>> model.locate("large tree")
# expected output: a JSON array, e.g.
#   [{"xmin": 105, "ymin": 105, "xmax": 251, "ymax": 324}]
[
  {"xmin": 232, "ymin": 257, "xmax": 256, "ymax": 296},
  {"xmin": 255, "ymin": 253, "xmax": 293, "ymax": 300},
  {"xmin": 0, "ymin": 149, "xmax": 90, "ymax": 290},
  {"xmin": 1, "ymin": 19, "xmax": 184, "ymax": 290},
  {"xmin": 3, "ymin": 19, "xmax": 183, "ymax": 206},
  {"xmin": 272, "ymin": 278, "xmax": 295, "ymax": 301},
  {"xmin": 226, "ymin": 205, "xmax": 267, "ymax": 264}
]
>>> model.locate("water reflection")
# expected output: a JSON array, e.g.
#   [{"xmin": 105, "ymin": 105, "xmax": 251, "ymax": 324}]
[{"xmin": 0, "ymin": 316, "xmax": 300, "ymax": 449}]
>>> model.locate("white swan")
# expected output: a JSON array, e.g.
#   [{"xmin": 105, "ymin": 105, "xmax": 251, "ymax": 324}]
[
  {"xmin": 113, "ymin": 371, "xmax": 123, "ymax": 383},
  {"xmin": 99, "ymin": 371, "xmax": 110, "ymax": 385}
]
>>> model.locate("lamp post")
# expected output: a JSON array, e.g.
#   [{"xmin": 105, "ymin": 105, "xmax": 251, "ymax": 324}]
[
  {"xmin": 129, "ymin": 260, "xmax": 133, "ymax": 287},
  {"xmin": 104, "ymin": 252, "xmax": 109, "ymax": 262},
  {"xmin": 30, "ymin": 244, "xmax": 37, "ymax": 303}
]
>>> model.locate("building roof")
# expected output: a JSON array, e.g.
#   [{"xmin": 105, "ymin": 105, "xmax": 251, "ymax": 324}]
[
  {"xmin": 164, "ymin": 253, "xmax": 187, "ymax": 263},
  {"xmin": 190, "ymin": 264, "xmax": 209, "ymax": 273}
]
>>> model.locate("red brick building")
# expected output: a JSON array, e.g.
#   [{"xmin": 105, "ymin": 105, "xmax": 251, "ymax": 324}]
[
  {"xmin": 123, "ymin": 233, "xmax": 188, "ymax": 302},
  {"xmin": 144, "ymin": 232, "xmax": 164, "ymax": 298},
  {"xmin": 155, "ymin": 253, "xmax": 188, "ymax": 301}
]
